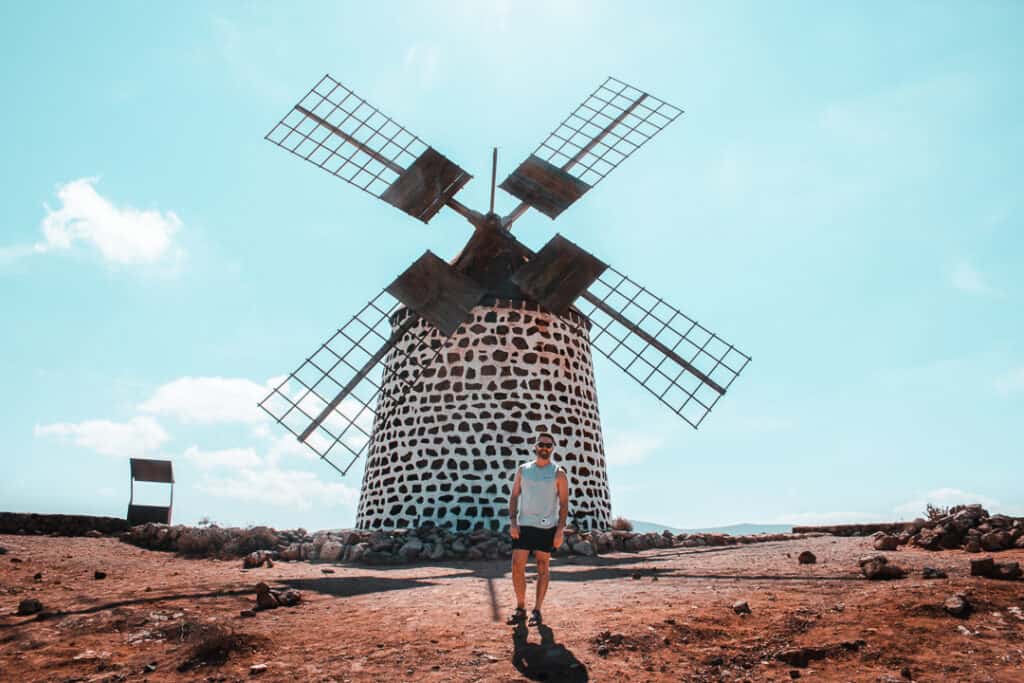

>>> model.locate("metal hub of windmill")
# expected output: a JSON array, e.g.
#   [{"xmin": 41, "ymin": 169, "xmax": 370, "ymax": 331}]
[{"xmin": 260, "ymin": 75, "xmax": 751, "ymax": 531}]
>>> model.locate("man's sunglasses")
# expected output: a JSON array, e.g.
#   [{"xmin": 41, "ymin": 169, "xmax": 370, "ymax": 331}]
[{"xmin": 536, "ymin": 443, "xmax": 554, "ymax": 449}]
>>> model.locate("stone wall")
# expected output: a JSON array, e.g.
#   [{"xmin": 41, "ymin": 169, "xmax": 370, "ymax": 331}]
[{"xmin": 0, "ymin": 512, "xmax": 129, "ymax": 536}]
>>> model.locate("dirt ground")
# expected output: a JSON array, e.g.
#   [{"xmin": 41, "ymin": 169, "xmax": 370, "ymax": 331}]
[{"xmin": 1, "ymin": 534, "xmax": 1022, "ymax": 682}]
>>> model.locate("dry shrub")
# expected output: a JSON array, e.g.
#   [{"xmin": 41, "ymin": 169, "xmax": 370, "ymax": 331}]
[
  {"xmin": 175, "ymin": 623, "xmax": 265, "ymax": 671},
  {"xmin": 611, "ymin": 517, "xmax": 634, "ymax": 532}
]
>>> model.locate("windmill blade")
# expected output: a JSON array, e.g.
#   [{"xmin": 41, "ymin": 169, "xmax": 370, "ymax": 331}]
[
  {"xmin": 573, "ymin": 266, "xmax": 751, "ymax": 429},
  {"xmin": 266, "ymin": 74, "xmax": 472, "ymax": 223},
  {"xmin": 510, "ymin": 233, "xmax": 608, "ymax": 316},
  {"xmin": 258, "ymin": 290, "xmax": 453, "ymax": 475},
  {"xmin": 500, "ymin": 76, "xmax": 683, "ymax": 222},
  {"xmin": 386, "ymin": 251, "xmax": 487, "ymax": 336}
]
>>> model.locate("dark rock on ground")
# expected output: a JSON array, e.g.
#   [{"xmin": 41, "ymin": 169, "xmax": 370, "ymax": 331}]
[
  {"xmin": 944, "ymin": 594, "xmax": 971, "ymax": 618},
  {"xmin": 859, "ymin": 555, "xmax": 906, "ymax": 580},
  {"xmin": 732, "ymin": 600, "xmax": 751, "ymax": 615},
  {"xmin": 797, "ymin": 551, "xmax": 816, "ymax": 565},
  {"xmin": 17, "ymin": 598, "xmax": 43, "ymax": 615},
  {"xmin": 922, "ymin": 567, "xmax": 947, "ymax": 579}
]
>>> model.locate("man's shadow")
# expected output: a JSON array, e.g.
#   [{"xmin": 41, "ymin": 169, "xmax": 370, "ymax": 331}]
[{"xmin": 511, "ymin": 622, "xmax": 588, "ymax": 682}]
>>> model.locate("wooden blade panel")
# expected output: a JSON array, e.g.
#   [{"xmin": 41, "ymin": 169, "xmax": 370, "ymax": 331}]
[
  {"xmin": 380, "ymin": 148, "xmax": 472, "ymax": 223},
  {"xmin": 499, "ymin": 155, "xmax": 591, "ymax": 219},
  {"xmin": 386, "ymin": 251, "xmax": 486, "ymax": 336},
  {"xmin": 511, "ymin": 234, "xmax": 607, "ymax": 314},
  {"xmin": 258, "ymin": 290, "xmax": 450, "ymax": 475}
]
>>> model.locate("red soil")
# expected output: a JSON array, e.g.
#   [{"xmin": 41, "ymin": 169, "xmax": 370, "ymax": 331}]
[{"xmin": 1, "ymin": 534, "xmax": 1022, "ymax": 682}]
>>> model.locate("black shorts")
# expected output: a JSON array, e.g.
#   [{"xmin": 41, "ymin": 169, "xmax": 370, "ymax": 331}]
[{"xmin": 513, "ymin": 525, "xmax": 556, "ymax": 554}]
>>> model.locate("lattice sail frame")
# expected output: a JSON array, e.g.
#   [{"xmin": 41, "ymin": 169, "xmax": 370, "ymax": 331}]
[
  {"xmin": 258, "ymin": 292, "xmax": 449, "ymax": 475},
  {"xmin": 573, "ymin": 266, "xmax": 751, "ymax": 428},
  {"xmin": 265, "ymin": 74, "xmax": 431, "ymax": 201},
  {"xmin": 532, "ymin": 76, "xmax": 684, "ymax": 187}
]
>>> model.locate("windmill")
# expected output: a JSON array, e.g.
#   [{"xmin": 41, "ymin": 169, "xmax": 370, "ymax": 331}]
[{"xmin": 259, "ymin": 75, "xmax": 751, "ymax": 532}]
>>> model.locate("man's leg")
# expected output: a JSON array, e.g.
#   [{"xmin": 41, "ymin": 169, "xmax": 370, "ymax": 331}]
[
  {"xmin": 512, "ymin": 549, "xmax": 529, "ymax": 610},
  {"xmin": 533, "ymin": 551, "xmax": 551, "ymax": 611}
]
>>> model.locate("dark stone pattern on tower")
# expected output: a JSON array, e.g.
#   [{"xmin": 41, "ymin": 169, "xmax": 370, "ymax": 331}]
[{"xmin": 355, "ymin": 300, "xmax": 612, "ymax": 532}]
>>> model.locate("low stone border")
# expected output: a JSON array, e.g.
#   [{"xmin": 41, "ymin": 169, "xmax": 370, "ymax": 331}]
[{"xmin": 119, "ymin": 522, "xmax": 815, "ymax": 565}]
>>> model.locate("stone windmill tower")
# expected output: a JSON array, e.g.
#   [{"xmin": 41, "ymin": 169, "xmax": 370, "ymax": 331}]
[{"xmin": 260, "ymin": 75, "xmax": 751, "ymax": 532}]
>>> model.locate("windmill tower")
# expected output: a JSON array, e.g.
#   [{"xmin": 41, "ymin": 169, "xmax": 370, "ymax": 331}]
[{"xmin": 260, "ymin": 75, "xmax": 751, "ymax": 532}]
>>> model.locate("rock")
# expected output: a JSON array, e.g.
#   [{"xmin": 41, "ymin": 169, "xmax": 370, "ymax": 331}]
[
  {"xmin": 243, "ymin": 550, "xmax": 274, "ymax": 569},
  {"xmin": 859, "ymin": 554, "xmax": 905, "ymax": 580},
  {"xmin": 33, "ymin": 572, "xmax": 42, "ymax": 581},
  {"xmin": 797, "ymin": 551, "xmax": 816, "ymax": 565},
  {"xmin": 250, "ymin": 663, "xmax": 268, "ymax": 675},
  {"xmin": 85, "ymin": 529, "xmax": 103, "ymax": 538},
  {"xmin": 347, "ymin": 542, "xmax": 368, "ymax": 563},
  {"xmin": 944, "ymin": 594, "xmax": 971, "ymax": 618},
  {"xmin": 1016, "ymin": 536, "xmax": 1024, "ymax": 549},
  {"xmin": 255, "ymin": 582, "xmax": 279, "ymax": 610},
  {"xmin": 964, "ymin": 539, "xmax": 982, "ymax": 553},
  {"xmin": 451, "ymin": 538, "xmax": 468, "ymax": 554},
  {"xmin": 571, "ymin": 540, "xmax": 595, "ymax": 557},
  {"xmin": 277, "ymin": 589, "xmax": 302, "ymax": 607},
  {"xmin": 240, "ymin": 609, "xmax": 256, "ymax": 618},
  {"xmin": 873, "ymin": 535, "xmax": 899, "ymax": 551},
  {"xmin": 17, "ymin": 598, "xmax": 43, "ymax": 615},
  {"xmin": 319, "ymin": 540, "xmax": 343, "ymax": 562},
  {"xmin": 732, "ymin": 600, "xmax": 751, "ymax": 615},
  {"xmin": 94, "ymin": 571, "xmax": 107, "ymax": 580},
  {"xmin": 279, "ymin": 543, "xmax": 301, "ymax": 561},
  {"xmin": 399, "ymin": 537, "xmax": 424, "ymax": 561},
  {"xmin": 0, "ymin": 546, "xmax": 6, "ymax": 554},
  {"xmin": 970, "ymin": 557, "xmax": 995, "ymax": 577},
  {"xmin": 912, "ymin": 528, "xmax": 942, "ymax": 550},
  {"xmin": 981, "ymin": 531, "xmax": 1013, "ymax": 551},
  {"xmin": 993, "ymin": 561, "xmax": 1021, "ymax": 581},
  {"xmin": 321, "ymin": 568, "xmax": 335, "ymax": 574},
  {"xmin": 922, "ymin": 567, "xmax": 947, "ymax": 579}
]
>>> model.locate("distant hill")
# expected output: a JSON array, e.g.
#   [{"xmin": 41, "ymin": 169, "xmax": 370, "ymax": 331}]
[{"xmin": 629, "ymin": 520, "xmax": 794, "ymax": 536}]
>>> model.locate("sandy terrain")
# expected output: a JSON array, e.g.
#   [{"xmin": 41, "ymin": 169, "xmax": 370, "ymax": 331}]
[{"xmin": 1, "ymin": 533, "xmax": 1022, "ymax": 682}]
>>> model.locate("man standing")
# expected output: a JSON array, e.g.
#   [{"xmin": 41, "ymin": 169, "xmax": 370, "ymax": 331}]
[{"xmin": 507, "ymin": 432, "xmax": 569, "ymax": 626}]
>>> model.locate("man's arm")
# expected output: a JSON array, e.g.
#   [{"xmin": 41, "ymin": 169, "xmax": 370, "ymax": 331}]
[
  {"xmin": 554, "ymin": 470, "xmax": 569, "ymax": 547},
  {"xmin": 508, "ymin": 469, "xmax": 522, "ymax": 539}
]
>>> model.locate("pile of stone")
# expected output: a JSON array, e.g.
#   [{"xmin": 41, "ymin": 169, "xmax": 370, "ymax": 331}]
[
  {"xmin": 120, "ymin": 521, "xmax": 813, "ymax": 566},
  {"xmin": 868, "ymin": 505, "xmax": 1024, "ymax": 554}
]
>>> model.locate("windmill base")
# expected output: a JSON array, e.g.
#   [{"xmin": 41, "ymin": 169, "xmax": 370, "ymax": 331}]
[{"xmin": 355, "ymin": 299, "xmax": 612, "ymax": 532}]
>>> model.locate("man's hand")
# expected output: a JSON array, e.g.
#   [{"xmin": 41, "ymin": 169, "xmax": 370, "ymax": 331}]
[
  {"xmin": 510, "ymin": 524, "xmax": 520, "ymax": 540},
  {"xmin": 554, "ymin": 528, "xmax": 564, "ymax": 549}
]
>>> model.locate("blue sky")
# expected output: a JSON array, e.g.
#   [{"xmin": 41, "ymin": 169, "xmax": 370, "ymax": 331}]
[{"xmin": 2, "ymin": 2, "xmax": 1021, "ymax": 530}]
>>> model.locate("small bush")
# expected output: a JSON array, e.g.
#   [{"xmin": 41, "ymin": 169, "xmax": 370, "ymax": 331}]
[{"xmin": 611, "ymin": 517, "xmax": 633, "ymax": 532}]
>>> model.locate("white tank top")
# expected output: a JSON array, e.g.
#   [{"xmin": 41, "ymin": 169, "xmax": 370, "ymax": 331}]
[{"xmin": 516, "ymin": 460, "xmax": 561, "ymax": 529}]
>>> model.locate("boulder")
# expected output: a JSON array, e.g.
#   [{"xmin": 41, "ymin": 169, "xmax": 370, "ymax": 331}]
[
  {"xmin": 970, "ymin": 558, "xmax": 996, "ymax": 577},
  {"xmin": 873, "ymin": 535, "xmax": 899, "ymax": 551},
  {"xmin": 944, "ymin": 594, "xmax": 971, "ymax": 618},
  {"xmin": 994, "ymin": 561, "xmax": 1021, "ymax": 581},
  {"xmin": 346, "ymin": 542, "xmax": 368, "ymax": 563},
  {"xmin": 17, "ymin": 598, "xmax": 43, "ymax": 615},
  {"xmin": 922, "ymin": 567, "xmax": 947, "ymax": 579},
  {"xmin": 859, "ymin": 554, "xmax": 905, "ymax": 580},
  {"xmin": 571, "ymin": 540, "xmax": 595, "ymax": 557},
  {"xmin": 398, "ymin": 538, "xmax": 424, "ymax": 561},
  {"xmin": 732, "ymin": 600, "xmax": 751, "ymax": 615},
  {"xmin": 981, "ymin": 531, "xmax": 1013, "ymax": 552},
  {"xmin": 319, "ymin": 540, "xmax": 343, "ymax": 562},
  {"xmin": 797, "ymin": 551, "xmax": 816, "ymax": 565}
]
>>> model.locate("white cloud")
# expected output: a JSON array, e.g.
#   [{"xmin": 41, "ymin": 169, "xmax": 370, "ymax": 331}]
[
  {"xmin": 195, "ymin": 466, "xmax": 358, "ymax": 509},
  {"xmin": 604, "ymin": 433, "xmax": 663, "ymax": 466},
  {"xmin": 29, "ymin": 178, "xmax": 182, "ymax": 264},
  {"xmin": 139, "ymin": 376, "xmax": 270, "ymax": 424},
  {"xmin": 35, "ymin": 416, "xmax": 169, "ymax": 457},
  {"xmin": 994, "ymin": 367, "xmax": 1024, "ymax": 396},
  {"xmin": 183, "ymin": 445, "xmax": 263, "ymax": 469},
  {"xmin": 893, "ymin": 488, "xmax": 1000, "ymax": 519},
  {"xmin": 951, "ymin": 262, "xmax": 994, "ymax": 294}
]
